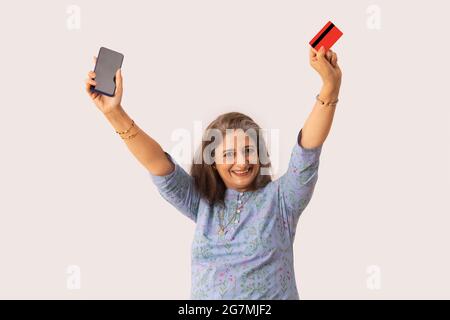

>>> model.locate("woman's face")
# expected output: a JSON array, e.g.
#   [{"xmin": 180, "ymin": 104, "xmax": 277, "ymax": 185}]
[{"xmin": 214, "ymin": 130, "xmax": 260, "ymax": 192}]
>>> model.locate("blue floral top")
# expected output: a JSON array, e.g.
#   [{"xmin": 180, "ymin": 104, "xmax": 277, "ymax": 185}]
[{"xmin": 149, "ymin": 129, "xmax": 323, "ymax": 299}]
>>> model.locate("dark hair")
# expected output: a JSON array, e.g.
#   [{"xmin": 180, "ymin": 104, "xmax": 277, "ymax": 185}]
[{"xmin": 190, "ymin": 112, "xmax": 272, "ymax": 205}]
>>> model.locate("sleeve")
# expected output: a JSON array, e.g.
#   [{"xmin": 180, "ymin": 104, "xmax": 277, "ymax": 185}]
[
  {"xmin": 277, "ymin": 128, "xmax": 323, "ymax": 240},
  {"xmin": 148, "ymin": 152, "xmax": 201, "ymax": 222}
]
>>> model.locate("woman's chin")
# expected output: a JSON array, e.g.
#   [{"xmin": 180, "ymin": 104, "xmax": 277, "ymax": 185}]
[{"xmin": 229, "ymin": 171, "xmax": 257, "ymax": 188}]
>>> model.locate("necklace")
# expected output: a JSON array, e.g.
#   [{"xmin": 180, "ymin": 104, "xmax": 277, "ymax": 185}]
[{"xmin": 218, "ymin": 191, "xmax": 256, "ymax": 236}]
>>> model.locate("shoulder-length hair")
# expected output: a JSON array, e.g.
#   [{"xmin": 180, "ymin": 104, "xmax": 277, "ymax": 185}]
[{"xmin": 190, "ymin": 112, "xmax": 272, "ymax": 205}]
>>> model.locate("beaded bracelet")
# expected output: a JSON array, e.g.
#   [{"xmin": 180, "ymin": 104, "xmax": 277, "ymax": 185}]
[
  {"xmin": 121, "ymin": 129, "xmax": 140, "ymax": 140},
  {"xmin": 316, "ymin": 94, "xmax": 339, "ymax": 107},
  {"xmin": 115, "ymin": 119, "xmax": 135, "ymax": 135}
]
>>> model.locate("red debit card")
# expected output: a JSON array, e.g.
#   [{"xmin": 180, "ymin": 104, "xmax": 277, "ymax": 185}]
[{"xmin": 309, "ymin": 21, "xmax": 343, "ymax": 51}]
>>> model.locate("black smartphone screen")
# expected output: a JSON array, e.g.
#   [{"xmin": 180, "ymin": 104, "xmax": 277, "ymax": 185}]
[{"xmin": 91, "ymin": 47, "xmax": 124, "ymax": 97}]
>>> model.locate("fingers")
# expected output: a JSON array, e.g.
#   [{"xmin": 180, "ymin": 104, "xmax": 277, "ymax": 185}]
[
  {"xmin": 115, "ymin": 68, "xmax": 123, "ymax": 90},
  {"xmin": 85, "ymin": 55, "xmax": 98, "ymax": 99},
  {"xmin": 311, "ymin": 45, "xmax": 339, "ymax": 67},
  {"xmin": 85, "ymin": 80, "xmax": 93, "ymax": 95},
  {"xmin": 331, "ymin": 51, "xmax": 337, "ymax": 67},
  {"xmin": 325, "ymin": 50, "xmax": 332, "ymax": 62},
  {"xmin": 85, "ymin": 84, "xmax": 99, "ymax": 99},
  {"xmin": 85, "ymin": 78, "xmax": 96, "ymax": 86},
  {"xmin": 309, "ymin": 47, "xmax": 317, "ymax": 59},
  {"xmin": 85, "ymin": 74, "xmax": 97, "ymax": 97},
  {"xmin": 85, "ymin": 71, "xmax": 96, "ymax": 88},
  {"xmin": 310, "ymin": 47, "xmax": 320, "ymax": 62},
  {"xmin": 327, "ymin": 50, "xmax": 338, "ymax": 67},
  {"xmin": 316, "ymin": 46, "xmax": 327, "ymax": 60}
]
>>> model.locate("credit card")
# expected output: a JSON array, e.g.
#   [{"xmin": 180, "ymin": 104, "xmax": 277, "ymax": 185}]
[{"xmin": 309, "ymin": 21, "xmax": 343, "ymax": 51}]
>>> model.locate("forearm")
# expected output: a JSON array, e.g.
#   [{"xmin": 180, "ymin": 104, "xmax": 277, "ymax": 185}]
[
  {"xmin": 103, "ymin": 106, "xmax": 174, "ymax": 175},
  {"xmin": 300, "ymin": 84, "xmax": 339, "ymax": 149}
]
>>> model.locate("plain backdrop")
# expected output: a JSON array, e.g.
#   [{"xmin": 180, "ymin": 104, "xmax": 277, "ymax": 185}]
[{"xmin": 0, "ymin": 0, "xmax": 449, "ymax": 299}]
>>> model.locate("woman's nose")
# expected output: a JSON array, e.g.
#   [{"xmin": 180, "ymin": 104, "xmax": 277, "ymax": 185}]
[{"xmin": 235, "ymin": 151, "xmax": 249, "ymax": 165}]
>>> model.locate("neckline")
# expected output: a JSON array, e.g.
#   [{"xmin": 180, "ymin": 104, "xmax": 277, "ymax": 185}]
[{"xmin": 224, "ymin": 188, "xmax": 255, "ymax": 200}]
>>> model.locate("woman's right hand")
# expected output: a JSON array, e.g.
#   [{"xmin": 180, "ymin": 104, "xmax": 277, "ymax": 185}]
[
  {"xmin": 309, "ymin": 46, "xmax": 342, "ymax": 91},
  {"xmin": 85, "ymin": 56, "xmax": 123, "ymax": 115}
]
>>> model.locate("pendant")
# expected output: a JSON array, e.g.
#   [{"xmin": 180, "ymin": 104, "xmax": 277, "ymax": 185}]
[{"xmin": 234, "ymin": 213, "xmax": 240, "ymax": 224}]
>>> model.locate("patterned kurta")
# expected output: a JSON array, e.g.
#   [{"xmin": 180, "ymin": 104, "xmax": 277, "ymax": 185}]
[{"xmin": 149, "ymin": 129, "xmax": 323, "ymax": 299}]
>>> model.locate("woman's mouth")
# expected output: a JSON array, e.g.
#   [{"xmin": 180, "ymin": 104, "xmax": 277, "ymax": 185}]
[{"xmin": 231, "ymin": 167, "xmax": 252, "ymax": 177}]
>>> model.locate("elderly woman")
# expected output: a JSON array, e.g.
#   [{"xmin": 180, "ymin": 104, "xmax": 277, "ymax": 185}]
[{"xmin": 85, "ymin": 45, "xmax": 341, "ymax": 299}]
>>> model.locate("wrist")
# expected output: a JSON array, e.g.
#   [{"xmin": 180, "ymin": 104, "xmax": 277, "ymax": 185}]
[
  {"xmin": 319, "ymin": 84, "xmax": 340, "ymax": 101},
  {"xmin": 104, "ymin": 105, "xmax": 125, "ymax": 119},
  {"xmin": 103, "ymin": 105, "xmax": 137, "ymax": 138}
]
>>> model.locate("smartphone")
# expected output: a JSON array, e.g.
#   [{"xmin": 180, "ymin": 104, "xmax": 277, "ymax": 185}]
[{"xmin": 90, "ymin": 47, "xmax": 124, "ymax": 97}]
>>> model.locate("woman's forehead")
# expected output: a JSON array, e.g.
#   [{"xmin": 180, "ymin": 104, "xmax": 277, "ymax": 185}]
[{"xmin": 216, "ymin": 130, "xmax": 257, "ymax": 150}]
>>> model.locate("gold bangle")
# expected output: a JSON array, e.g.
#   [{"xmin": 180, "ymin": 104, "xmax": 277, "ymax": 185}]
[
  {"xmin": 121, "ymin": 128, "xmax": 140, "ymax": 140},
  {"xmin": 116, "ymin": 119, "xmax": 135, "ymax": 135},
  {"xmin": 316, "ymin": 94, "xmax": 338, "ymax": 107}
]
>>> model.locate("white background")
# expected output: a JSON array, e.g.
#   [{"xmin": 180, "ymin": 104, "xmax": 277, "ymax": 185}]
[{"xmin": 0, "ymin": 0, "xmax": 448, "ymax": 299}]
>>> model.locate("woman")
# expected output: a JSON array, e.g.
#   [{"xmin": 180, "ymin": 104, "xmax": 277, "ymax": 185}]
[{"xmin": 84, "ymin": 45, "xmax": 342, "ymax": 299}]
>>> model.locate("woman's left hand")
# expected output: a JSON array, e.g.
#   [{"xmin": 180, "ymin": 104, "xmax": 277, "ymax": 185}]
[{"xmin": 309, "ymin": 46, "xmax": 342, "ymax": 91}]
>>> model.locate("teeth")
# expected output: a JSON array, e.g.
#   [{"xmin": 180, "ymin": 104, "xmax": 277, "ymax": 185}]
[{"xmin": 233, "ymin": 169, "xmax": 250, "ymax": 174}]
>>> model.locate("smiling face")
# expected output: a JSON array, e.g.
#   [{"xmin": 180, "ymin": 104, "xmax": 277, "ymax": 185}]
[{"xmin": 213, "ymin": 129, "xmax": 260, "ymax": 192}]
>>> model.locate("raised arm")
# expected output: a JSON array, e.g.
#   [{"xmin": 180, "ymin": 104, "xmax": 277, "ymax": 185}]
[
  {"xmin": 103, "ymin": 107, "xmax": 174, "ymax": 176},
  {"xmin": 84, "ymin": 59, "xmax": 173, "ymax": 176},
  {"xmin": 301, "ymin": 46, "xmax": 342, "ymax": 149},
  {"xmin": 276, "ymin": 46, "xmax": 343, "ymax": 240}
]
